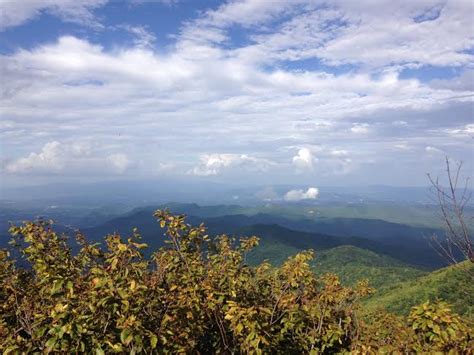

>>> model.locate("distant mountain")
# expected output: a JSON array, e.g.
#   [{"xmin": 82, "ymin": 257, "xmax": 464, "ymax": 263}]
[
  {"xmin": 2, "ymin": 202, "xmax": 450, "ymax": 268},
  {"xmin": 109, "ymin": 204, "xmax": 441, "ymax": 242},
  {"xmin": 83, "ymin": 215, "xmax": 385, "ymax": 256},
  {"xmin": 81, "ymin": 201, "xmax": 446, "ymax": 228},
  {"xmin": 238, "ymin": 223, "xmax": 441, "ymax": 269},
  {"xmin": 364, "ymin": 261, "xmax": 474, "ymax": 318},
  {"xmin": 80, "ymin": 206, "xmax": 446, "ymax": 268},
  {"xmin": 241, "ymin": 223, "xmax": 386, "ymax": 262}
]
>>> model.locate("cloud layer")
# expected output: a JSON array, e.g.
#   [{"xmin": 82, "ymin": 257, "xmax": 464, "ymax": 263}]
[{"xmin": 0, "ymin": 0, "xmax": 473, "ymax": 187}]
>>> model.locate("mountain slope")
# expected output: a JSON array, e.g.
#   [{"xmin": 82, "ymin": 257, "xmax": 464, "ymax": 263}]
[
  {"xmin": 248, "ymin": 242, "xmax": 425, "ymax": 289},
  {"xmin": 312, "ymin": 246, "xmax": 426, "ymax": 289},
  {"xmin": 364, "ymin": 261, "xmax": 474, "ymax": 318},
  {"xmin": 239, "ymin": 222, "xmax": 412, "ymax": 254}
]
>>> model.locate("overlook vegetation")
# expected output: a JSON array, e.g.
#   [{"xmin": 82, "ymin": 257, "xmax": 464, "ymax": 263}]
[{"xmin": 1, "ymin": 210, "xmax": 472, "ymax": 353}]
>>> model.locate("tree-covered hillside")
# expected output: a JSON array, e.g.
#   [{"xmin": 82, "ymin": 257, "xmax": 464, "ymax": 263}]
[
  {"xmin": 1, "ymin": 210, "xmax": 472, "ymax": 353},
  {"xmin": 248, "ymin": 242, "xmax": 425, "ymax": 290},
  {"xmin": 365, "ymin": 261, "xmax": 474, "ymax": 318},
  {"xmin": 312, "ymin": 246, "xmax": 426, "ymax": 289}
]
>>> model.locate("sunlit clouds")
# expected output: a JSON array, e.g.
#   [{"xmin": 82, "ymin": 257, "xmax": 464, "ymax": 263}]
[{"xmin": 1, "ymin": 0, "xmax": 472, "ymax": 187}]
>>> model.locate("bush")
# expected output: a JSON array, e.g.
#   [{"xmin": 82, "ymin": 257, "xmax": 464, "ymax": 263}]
[{"xmin": 1, "ymin": 210, "xmax": 472, "ymax": 353}]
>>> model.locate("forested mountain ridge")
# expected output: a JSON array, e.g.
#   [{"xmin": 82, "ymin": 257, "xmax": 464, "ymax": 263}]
[{"xmin": 78, "ymin": 206, "xmax": 445, "ymax": 269}]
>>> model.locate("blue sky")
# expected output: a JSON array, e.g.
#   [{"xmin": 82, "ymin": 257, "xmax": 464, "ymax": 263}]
[{"xmin": 0, "ymin": 0, "xmax": 473, "ymax": 195}]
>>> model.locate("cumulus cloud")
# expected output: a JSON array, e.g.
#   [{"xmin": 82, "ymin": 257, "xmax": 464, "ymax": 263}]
[
  {"xmin": 284, "ymin": 187, "xmax": 319, "ymax": 202},
  {"xmin": 292, "ymin": 148, "xmax": 315, "ymax": 171},
  {"xmin": 191, "ymin": 153, "xmax": 273, "ymax": 176},
  {"xmin": 5, "ymin": 140, "xmax": 131, "ymax": 175},
  {"xmin": 287, "ymin": 145, "xmax": 356, "ymax": 176},
  {"xmin": 5, "ymin": 141, "xmax": 64, "ymax": 173}
]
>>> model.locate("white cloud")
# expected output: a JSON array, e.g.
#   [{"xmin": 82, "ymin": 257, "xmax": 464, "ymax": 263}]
[
  {"xmin": 5, "ymin": 141, "xmax": 64, "ymax": 173},
  {"xmin": 107, "ymin": 153, "xmax": 130, "ymax": 174},
  {"xmin": 193, "ymin": 0, "xmax": 303, "ymax": 29},
  {"xmin": 120, "ymin": 25, "xmax": 156, "ymax": 49},
  {"xmin": 447, "ymin": 123, "xmax": 474, "ymax": 137},
  {"xmin": 226, "ymin": 0, "xmax": 473, "ymax": 68},
  {"xmin": 288, "ymin": 145, "xmax": 356, "ymax": 176},
  {"xmin": 292, "ymin": 148, "xmax": 314, "ymax": 171},
  {"xmin": 284, "ymin": 187, "xmax": 319, "ymax": 201},
  {"xmin": 393, "ymin": 143, "xmax": 411, "ymax": 151},
  {"xmin": 191, "ymin": 154, "xmax": 241, "ymax": 176},
  {"xmin": 0, "ymin": 0, "xmax": 108, "ymax": 30},
  {"xmin": 191, "ymin": 153, "xmax": 273, "ymax": 176},
  {"xmin": 5, "ymin": 140, "xmax": 131, "ymax": 175}
]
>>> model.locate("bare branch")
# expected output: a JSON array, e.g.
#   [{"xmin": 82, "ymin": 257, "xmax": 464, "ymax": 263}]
[{"xmin": 428, "ymin": 157, "xmax": 473, "ymax": 277}]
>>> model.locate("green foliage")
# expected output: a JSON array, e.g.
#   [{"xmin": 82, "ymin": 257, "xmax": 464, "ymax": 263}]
[
  {"xmin": 312, "ymin": 245, "xmax": 426, "ymax": 289},
  {"xmin": 1, "ymin": 211, "xmax": 472, "ymax": 353},
  {"xmin": 364, "ymin": 261, "xmax": 474, "ymax": 318},
  {"xmin": 359, "ymin": 301, "xmax": 473, "ymax": 353}
]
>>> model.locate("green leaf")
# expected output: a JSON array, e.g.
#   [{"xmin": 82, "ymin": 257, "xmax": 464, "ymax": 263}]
[
  {"xmin": 45, "ymin": 337, "xmax": 57, "ymax": 349},
  {"xmin": 66, "ymin": 280, "xmax": 73, "ymax": 292},
  {"xmin": 150, "ymin": 334, "xmax": 158, "ymax": 349},
  {"xmin": 51, "ymin": 279, "xmax": 64, "ymax": 294},
  {"xmin": 121, "ymin": 329, "xmax": 133, "ymax": 345}
]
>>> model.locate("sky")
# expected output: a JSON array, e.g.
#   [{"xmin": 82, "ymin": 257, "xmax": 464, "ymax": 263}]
[{"xmin": 0, "ymin": 0, "xmax": 473, "ymax": 192}]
